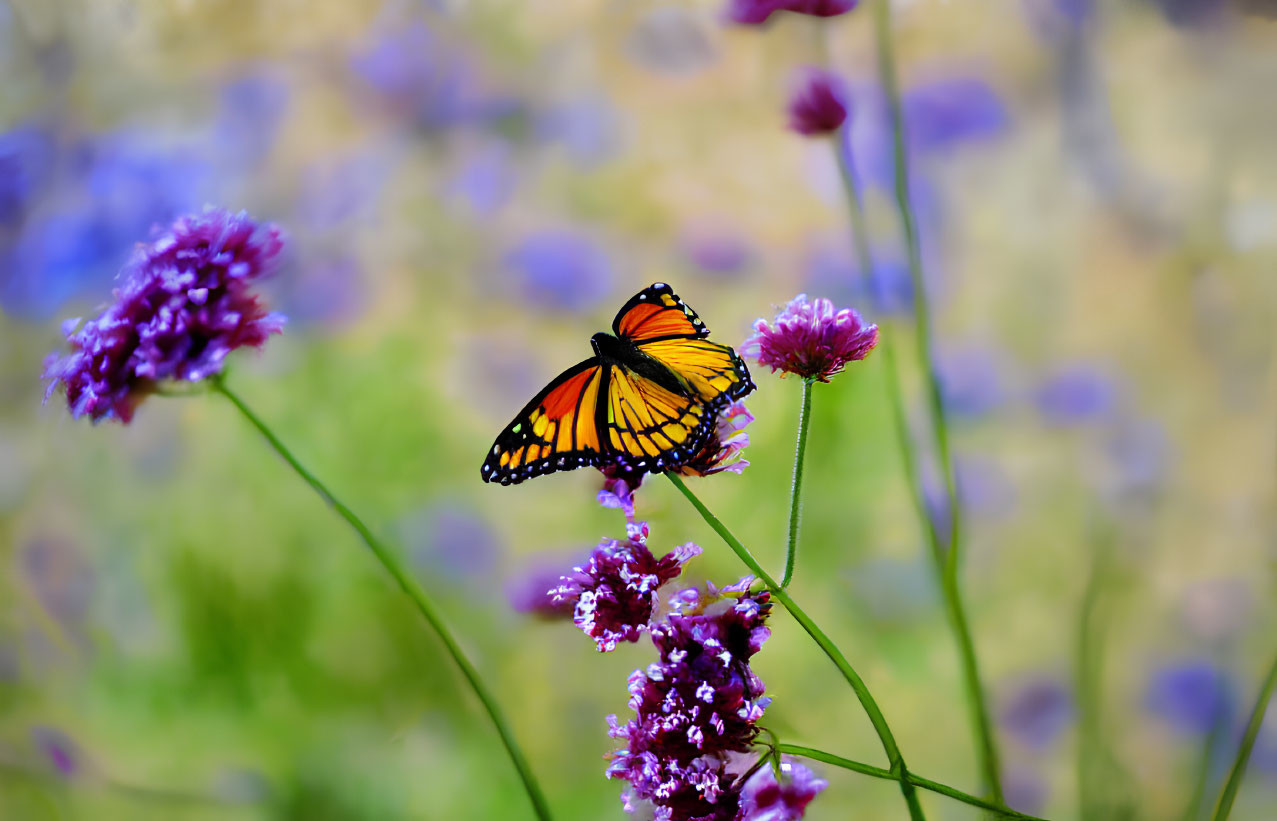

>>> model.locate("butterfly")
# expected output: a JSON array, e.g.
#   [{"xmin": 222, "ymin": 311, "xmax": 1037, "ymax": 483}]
[{"xmin": 481, "ymin": 282, "xmax": 756, "ymax": 486}]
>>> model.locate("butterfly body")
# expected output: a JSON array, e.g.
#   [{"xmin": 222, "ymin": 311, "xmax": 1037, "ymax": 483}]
[{"xmin": 481, "ymin": 283, "xmax": 755, "ymax": 486}]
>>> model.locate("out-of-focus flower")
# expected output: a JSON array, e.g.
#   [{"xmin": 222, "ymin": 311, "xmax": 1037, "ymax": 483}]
[
  {"xmin": 1146, "ymin": 661, "xmax": 1235, "ymax": 736},
  {"xmin": 672, "ymin": 400, "xmax": 754, "ymax": 477},
  {"xmin": 1, "ymin": 211, "xmax": 115, "ymax": 320},
  {"xmin": 0, "ymin": 125, "xmax": 55, "ymax": 227},
  {"xmin": 1002, "ymin": 767, "xmax": 1049, "ymax": 817},
  {"xmin": 403, "ymin": 503, "xmax": 500, "ymax": 583},
  {"xmin": 742, "ymin": 294, "xmax": 878, "ymax": 382},
  {"xmin": 787, "ymin": 68, "xmax": 849, "ymax": 136},
  {"xmin": 506, "ymin": 550, "xmax": 589, "ymax": 619},
  {"xmin": 214, "ymin": 70, "xmax": 289, "ymax": 168},
  {"xmin": 44, "ymin": 208, "xmax": 285, "ymax": 423},
  {"xmin": 351, "ymin": 22, "xmax": 481, "ymax": 130},
  {"xmin": 502, "ymin": 230, "xmax": 615, "ymax": 314},
  {"xmin": 739, "ymin": 758, "xmax": 828, "ymax": 821},
  {"xmin": 1024, "ymin": 0, "xmax": 1095, "ymax": 40},
  {"xmin": 936, "ymin": 345, "xmax": 1008, "ymax": 420},
  {"xmin": 1147, "ymin": 0, "xmax": 1227, "ymax": 28},
  {"xmin": 31, "ymin": 726, "xmax": 80, "ymax": 777},
  {"xmin": 803, "ymin": 239, "xmax": 914, "ymax": 319},
  {"xmin": 536, "ymin": 95, "xmax": 622, "ymax": 168},
  {"xmin": 726, "ymin": 0, "xmax": 857, "ymax": 25},
  {"xmin": 1033, "ymin": 365, "xmax": 1116, "ymax": 425},
  {"xmin": 999, "ymin": 676, "xmax": 1074, "ymax": 750},
  {"xmin": 446, "ymin": 142, "xmax": 518, "ymax": 216},
  {"xmin": 551, "ymin": 524, "xmax": 700, "ymax": 651},
  {"xmin": 608, "ymin": 579, "xmax": 773, "ymax": 819},
  {"xmin": 681, "ymin": 224, "xmax": 753, "ymax": 278}
]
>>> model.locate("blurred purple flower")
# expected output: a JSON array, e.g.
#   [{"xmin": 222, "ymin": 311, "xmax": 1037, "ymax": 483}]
[
  {"xmin": 788, "ymin": 68, "xmax": 849, "ymax": 136},
  {"xmin": 273, "ymin": 255, "xmax": 365, "ymax": 330},
  {"xmin": 1034, "ymin": 365, "xmax": 1116, "ymax": 425},
  {"xmin": 727, "ymin": 0, "xmax": 857, "ymax": 25},
  {"xmin": 954, "ymin": 457, "xmax": 1018, "ymax": 519},
  {"xmin": 351, "ymin": 23, "xmax": 479, "ymax": 130},
  {"xmin": 672, "ymin": 400, "xmax": 754, "ymax": 477},
  {"xmin": 295, "ymin": 151, "xmax": 390, "ymax": 229},
  {"xmin": 81, "ymin": 133, "xmax": 214, "ymax": 242},
  {"xmin": 1, "ymin": 211, "xmax": 115, "ymax": 320},
  {"xmin": 607, "ymin": 579, "xmax": 772, "ymax": 819},
  {"xmin": 1147, "ymin": 661, "xmax": 1235, "ymax": 736},
  {"xmin": 551, "ymin": 523, "xmax": 700, "ymax": 652},
  {"xmin": 803, "ymin": 240, "xmax": 914, "ymax": 319},
  {"xmin": 1002, "ymin": 767, "xmax": 1049, "ymax": 817},
  {"xmin": 999, "ymin": 676, "xmax": 1074, "ymax": 750},
  {"xmin": 0, "ymin": 125, "xmax": 55, "ymax": 227},
  {"xmin": 31, "ymin": 727, "xmax": 80, "ymax": 777},
  {"xmin": 507, "ymin": 550, "xmax": 588, "ymax": 619},
  {"xmin": 742, "ymin": 294, "xmax": 878, "ymax": 382},
  {"xmin": 740, "ymin": 758, "xmax": 827, "ymax": 820},
  {"xmin": 537, "ymin": 96, "xmax": 622, "ymax": 167},
  {"xmin": 936, "ymin": 346, "xmax": 1007, "ymax": 419},
  {"xmin": 1147, "ymin": 0, "xmax": 1227, "ymax": 28},
  {"xmin": 502, "ymin": 230, "xmax": 615, "ymax": 314},
  {"xmin": 44, "ymin": 208, "xmax": 285, "ymax": 423},
  {"xmin": 446, "ymin": 143, "xmax": 517, "ymax": 215},
  {"xmin": 215, "ymin": 70, "xmax": 289, "ymax": 168},
  {"xmin": 681, "ymin": 225, "xmax": 753, "ymax": 277},
  {"xmin": 404, "ymin": 503, "xmax": 500, "ymax": 583},
  {"xmin": 1023, "ymin": 0, "xmax": 1095, "ymax": 40},
  {"xmin": 1101, "ymin": 418, "xmax": 1169, "ymax": 501}
]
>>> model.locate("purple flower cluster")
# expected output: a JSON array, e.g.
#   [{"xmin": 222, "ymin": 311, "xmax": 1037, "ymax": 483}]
[
  {"xmin": 607, "ymin": 580, "xmax": 774, "ymax": 819},
  {"xmin": 742, "ymin": 294, "xmax": 879, "ymax": 382},
  {"xmin": 726, "ymin": 0, "xmax": 857, "ymax": 25},
  {"xmin": 674, "ymin": 401, "xmax": 755, "ymax": 478},
  {"xmin": 787, "ymin": 68, "xmax": 850, "ymax": 136},
  {"xmin": 551, "ymin": 521, "xmax": 701, "ymax": 652},
  {"xmin": 44, "ymin": 208, "xmax": 284, "ymax": 422},
  {"xmin": 740, "ymin": 758, "xmax": 828, "ymax": 820}
]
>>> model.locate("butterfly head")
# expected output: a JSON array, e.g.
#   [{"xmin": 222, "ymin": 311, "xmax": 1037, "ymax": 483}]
[{"xmin": 590, "ymin": 331, "xmax": 625, "ymax": 361}]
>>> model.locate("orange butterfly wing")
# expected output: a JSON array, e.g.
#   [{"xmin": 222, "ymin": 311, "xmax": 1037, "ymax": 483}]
[
  {"xmin": 481, "ymin": 359, "xmax": 607, "ymax": 485},
  {"xmin": 612, "ymin": 282, "xmax": 709, "ymax": 342}
]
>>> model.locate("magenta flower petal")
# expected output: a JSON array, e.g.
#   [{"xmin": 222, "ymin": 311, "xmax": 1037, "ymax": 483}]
[
  {"xmin": 741, "ymin": 294, "xmax": 878, "ymax": 382},
  {"xmin": 788, "ymin": 68, "xmax": 850, "ymax": 136},
  {"xmin": 727, "ymin": 0, "xmax": 858, "ymax": 25},
  {"xmin": 740, "ymin": 758, "xmax": 828, "ymax": 820},
  {"xmin": 43, "ymin": 207, "xmax": 285, "ymax": 423}
]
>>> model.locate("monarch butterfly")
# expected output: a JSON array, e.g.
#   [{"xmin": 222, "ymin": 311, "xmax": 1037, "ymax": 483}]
[{"xmin": 481, "ymin": 283, "xmax": 755, "ymax": 486}]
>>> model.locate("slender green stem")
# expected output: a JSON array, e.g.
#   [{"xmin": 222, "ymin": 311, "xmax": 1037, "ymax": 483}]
[
  {"xmin": 666, "ymin": 473, "xmax": 926, "ymax": 821},
  {"xmin": 869, "ymin": 0, "xmax": 1003, "ymax": 801},
  {"xmin": 212, "ymin": 378, "xmax": 552, "ymax": 821},
  {"xmin": 1210, "ymin": 650, "xmax": 1277, "ymax": 820},
  {"xmin": 777, "ymin": 745, "xmax": 1047, "ymax": 820},
  {"xmin": 781, "ymin": 379, "xmax": 814, "ymax": 588}
]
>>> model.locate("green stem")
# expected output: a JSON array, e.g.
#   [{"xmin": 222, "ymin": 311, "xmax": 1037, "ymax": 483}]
[
  {"xmin": 869, "ymin": 0, "xmax": 1003, "ymax": 801},
  {"xmin": 781, "ymin": 379, "xmax": 814, "ymax": 588},
  {"xmin": 777, "ymin": 745, "xmax": 1047, "ymax": 820},
  {"xmin": 666, "ymin": 473, "xmax": 926, "ymax": 821},
  {"xmin": 212, "ymin": 378, "xmax": 552, "ymax": 821},
  {"xmin": 1210, "ymin": 650, "xmax": 1277, "ymax": 820}
]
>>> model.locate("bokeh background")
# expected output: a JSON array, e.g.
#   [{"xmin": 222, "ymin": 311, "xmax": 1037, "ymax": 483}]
[{"xmin": 2, "ymin": 0, "xmax": 1276, "ymax": 818}]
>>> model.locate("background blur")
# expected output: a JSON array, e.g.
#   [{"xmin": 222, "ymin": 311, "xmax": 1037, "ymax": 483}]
[{"xmin": 2, "ymin": 0, "xmax": 1276, "ymax": 818}]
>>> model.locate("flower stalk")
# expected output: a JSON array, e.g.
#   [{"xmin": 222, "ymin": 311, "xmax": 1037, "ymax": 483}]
[
  {"xmin": 1210, "ymin": 649, "xmax": 1277, "ymax": 821},
  {"xmin": 666, "ymin": 472, "xmax": 927, "ymax": 821},
  {"xmin": 212, "ymin": 376, "xmax": 553, "ymax": 821},
  {"xmin": 867, "ymin": 0, "xmax": 1004, "ymax": 800},
  {"xmin": 781, "ymin": 378, "xmax": 815, "ymax": 588}
]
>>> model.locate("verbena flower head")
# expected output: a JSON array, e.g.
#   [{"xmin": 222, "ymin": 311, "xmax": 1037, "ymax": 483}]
[
  {"xmin": 787, "ymin": 68, "xmax": 849, "ymax": 137},
  {"xmin": 673, "ymin": 400, "xmax": 754, "ymax": 478},
  {"xmin": 726, "ymin": 0, "xmax": 857, "ymax": 25},
  {"xmin": 551, "ymin": 522, "xmax": 701, "ymax": 652},
  {"xmin": 43, "ymin": 208, "xmax": 284, "ymax": 423},
  {"xmin": 741, "ymin": 294, "xmax": 878, "ymax": 382},
  {"xmin": 607, "ymin": 579, "xmax": 772, "ymax": 819},
  {"xmin": 739, "ymin": 758, "xmax": 828, "ymax": 820}
]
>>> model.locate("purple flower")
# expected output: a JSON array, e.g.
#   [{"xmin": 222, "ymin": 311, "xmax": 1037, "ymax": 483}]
[
  {"xmin": 726, "ymin": 0, "xmax": 857, "ymax": 25},
  {"xmin": 739, "ymin": 758, "xmax": 828, "ymax": 820},
  {"xmin": 787, "ymin": 68, "xmax": 849, "ymax": 136},
  {"xmin": 741, "ymin": 294, "xmax": 878, "ymax": 382},
  {"xmin": 936, "ymin": 345, "xmax": 1007, "ymax": 419},
  {"xmin": 0, "ymin": 125, "xmax": 55, "ymax": 227},
  {"xmin": 1147, "ymin": 661, "xmax": 1235, "ymax": 736},
  {"xmin": 598, "ymin": 468, "xmax": 643, "ymax": 521},
  {"xmin": 999, "ymin": 676, "xmax": 1074, "ymax": 750},
  {"xmin": 607, "ymin": 580, "xmax": 772, "ymax": 819},
  {"xmin": 552, "ymin": 524, "xmax": 701, "ymax": 651},
  {"xmin": 1033, "ymin": 365, "xmax": 1116, "ymax": 425},
  {"xmin": 502, "ymin": 230, "xmax": 615, "ymax": 314},
  {"xmin": 44, "ymin": 208, "xmax": 285, "ymax": 423},
  {"xmin": 673, "ymin": 400, "xmax": 754, "ymax": 477},
  {"xmin": 506, "ymin": 551, "xmax": 587, "ymax": 619},
  {"xmin": 31, "ymin": 727, "xmax": 80, "ymax": 777},
  {"xmin": 681, "ymin": 225, "xmax": 753, "ymax": 277}
]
